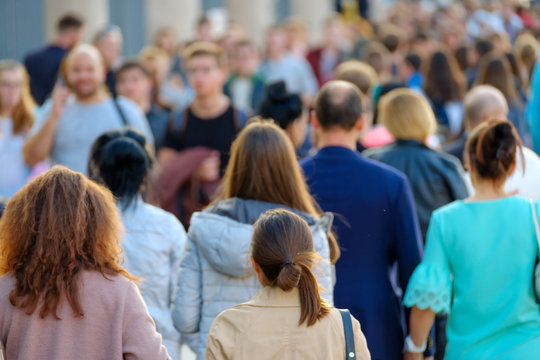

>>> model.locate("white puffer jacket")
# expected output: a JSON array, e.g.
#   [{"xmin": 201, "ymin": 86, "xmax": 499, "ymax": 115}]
[{"xmin": 171, "ymin": 198, "xmax": 334, "ymax": 360}]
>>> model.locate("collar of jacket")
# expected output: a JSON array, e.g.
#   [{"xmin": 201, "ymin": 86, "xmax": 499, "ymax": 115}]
[
  {"xmin": 394, "ymin": 139, "xmax": 429, "ymax": 149},
  {"xmin": 245, "ymin": 286, "xmax": 301, "ymax": 308}
]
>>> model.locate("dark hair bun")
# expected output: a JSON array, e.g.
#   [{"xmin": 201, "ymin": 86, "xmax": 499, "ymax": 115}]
[
  {"xmin": 93, "ymin": 134, "xmax": 151, "ymax": 204},
  {"xmin": 466, "ymin": 120, "xmax": 522, "ymax": 181},
  {"xmin": 259, "ymin": 81, "xmax": 303, "ymax": 129}
]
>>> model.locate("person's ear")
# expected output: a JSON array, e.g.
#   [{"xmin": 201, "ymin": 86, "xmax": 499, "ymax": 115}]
[
  {"xmin": 251, "ymin": 257, "xmax": 262, "ymax": 275},
  {"xmin": 355, "ymin": 115, "xmax": 365, "ymax": 131},
  {"xmin": 508, "ymin": 160, "xmax": 517, "ymax": 177},
  {"xmin": 310, "ymin": 110, "xmax": 320, "ymax": 129}
]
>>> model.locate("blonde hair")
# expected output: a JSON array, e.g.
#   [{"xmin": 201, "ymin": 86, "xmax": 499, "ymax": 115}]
[
  {"xmin": 0, "ymin": 60, "xmax": 35, "ymax": 134},
  {"xmin": 183, "ymin": 41, "xmax": 227, "ymax": 68},
  {"xmin": 379, "ymin": 88, "xmax": 436, "ymax": 141},
  {"xmin": 335, "ymin": 60, "xmax": 378, "ymax": 95}
]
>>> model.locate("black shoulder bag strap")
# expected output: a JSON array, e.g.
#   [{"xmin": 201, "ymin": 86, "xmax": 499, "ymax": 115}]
[
  {"xmin": 112, "ymin": 96, "xmax": 129, "ymax": 127},
  {"xmin": 339, "ymin": 309, "xmax": 356, "ymax": 360}
]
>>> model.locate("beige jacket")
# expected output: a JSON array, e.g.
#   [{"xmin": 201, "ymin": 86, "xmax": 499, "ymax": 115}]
[{"xmin": 205, "ymin": 287, "xmax": 371, "ymax": 360}]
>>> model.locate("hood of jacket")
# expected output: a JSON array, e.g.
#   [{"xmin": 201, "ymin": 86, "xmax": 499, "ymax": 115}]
[{"xmin": 188, "ymin": 197, "xmax": 333, "ymax": 278}]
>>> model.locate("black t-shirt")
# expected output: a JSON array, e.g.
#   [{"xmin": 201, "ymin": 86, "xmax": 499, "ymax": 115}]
[{"xmin": 164, "ymin": 104, "xmax": 240, "ymax": 173}]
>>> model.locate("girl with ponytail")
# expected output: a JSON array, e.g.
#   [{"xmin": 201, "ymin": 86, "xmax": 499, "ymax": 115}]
[
  {"xmin": 403, "ymin": 120, "xmax": 540, "ymax": 360},
  {"xmin": 89, "ymin": 129, "xmax": 187, "ymax": 360},
  {"xmin": 172, "ymin": 120, "xmax": 337, "ymax": 359},
  {"xmin": 205, "ymin": 209, "xmax": 371, "ymax": 360}
]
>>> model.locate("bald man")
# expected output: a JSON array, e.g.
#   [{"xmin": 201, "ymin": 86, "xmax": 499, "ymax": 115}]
[
  {"xmin": 24, "ymin": 44, "xmax": 153, "ymax": 175},
  {"xmin": 444, "ymin": 85, "xmax": 508, "ymax": 163},
  {"xmin": 455, "ymin": 85, "xmax": 540, "ymax": 200},
  {"xmin": 300, "ymin": 81, "xmax": 425, "ymax": 360}
]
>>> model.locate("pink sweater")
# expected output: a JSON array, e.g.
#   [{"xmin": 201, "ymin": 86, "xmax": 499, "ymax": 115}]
[{"xmin": 0, "ymin": 271, "xmax": 170, "ymax": 359}]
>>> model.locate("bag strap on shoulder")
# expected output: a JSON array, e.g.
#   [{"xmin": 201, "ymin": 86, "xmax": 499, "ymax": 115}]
[
  {"xmin": 339, "ymin": 309, "xmax": 356, "ymax": 360},
  {"xmin": 112, "ymin": 96, "xmax": 129, "ymax": 126}
]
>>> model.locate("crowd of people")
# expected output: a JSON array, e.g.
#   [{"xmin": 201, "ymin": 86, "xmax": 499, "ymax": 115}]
[{"xmin": 2, "ymin": 0, "xmax": 540, "ymax": 359}]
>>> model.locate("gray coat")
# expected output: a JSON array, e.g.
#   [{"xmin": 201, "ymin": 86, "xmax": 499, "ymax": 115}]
[{"xmin": 171, "ymin": 198, "xmax": 334, "ymax": 360}]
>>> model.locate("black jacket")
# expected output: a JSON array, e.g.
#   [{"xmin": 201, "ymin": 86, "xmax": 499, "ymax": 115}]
[{"xmin": 364, "ymin": 139, "xmax": 469, "ymax": 239}]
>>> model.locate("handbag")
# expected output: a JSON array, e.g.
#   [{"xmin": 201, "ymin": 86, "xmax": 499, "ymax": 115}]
[
  {"xmin": 528, "ymin": 200, "xmax": 540, "ymax": 299},
  {"xmin": 339, "ymin": 309, "xmax": 356, "ymax": 360}
]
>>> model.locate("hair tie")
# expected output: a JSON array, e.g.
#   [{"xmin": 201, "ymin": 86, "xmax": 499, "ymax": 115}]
[
  {"xmin": 496, "ymin": 145, "xmax": 503, "ymax": 160},
  {"xmin": 281, "ymin": 260, "xmax": 295, "ymax": 269}
]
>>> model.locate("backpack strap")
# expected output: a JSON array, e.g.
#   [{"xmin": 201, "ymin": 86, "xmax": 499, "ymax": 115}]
[
  {"xmin": 112, "ymin": 96, "xmax": 129, "ymax": 126},
  {"xmin": 339, "ymin": 309, "xmax": 356, "ymax": 360}
]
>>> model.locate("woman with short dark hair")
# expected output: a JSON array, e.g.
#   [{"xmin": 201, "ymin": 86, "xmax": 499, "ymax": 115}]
[{"xmin": 89, "ymin": 129, "xmax": 187, "ymax": 360}]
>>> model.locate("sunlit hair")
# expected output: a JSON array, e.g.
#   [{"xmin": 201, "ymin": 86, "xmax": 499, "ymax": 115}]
[
  {"xmin": 183, "ymin": 41, "xmax": 227, "ymax": 68},
  {"xmin": 0, "ymin": 60, "xmax": 35, "ymax": 134},
  {"xmin": 252, "ymin": 209, "xmax": 331, "ymax": 326},
  {"xmin": 218, "ymin": 120, "xmax": 340, "ymax": 264},
  {"xmin": 335, "ymin": 60, "xmax": 378, "ymax": 95},
  {"xmin": 379, "ymin": 88, "xmax": 436, "ymax": 141},
  {"xmin": 0, "ymin": 166, "xmax": 133, "ymax": 319},
  {"xmin": 59, "ymin": 44, "xmax": 106, "ymax": 91}
]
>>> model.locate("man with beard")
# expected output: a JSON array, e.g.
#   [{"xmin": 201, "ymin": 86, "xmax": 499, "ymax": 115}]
[{"xmin": 23, "ymin": 44, "xmax": 153, "ymax": 175}]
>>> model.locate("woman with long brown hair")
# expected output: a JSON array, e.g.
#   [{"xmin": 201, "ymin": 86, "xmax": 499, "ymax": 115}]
[
  {"xmin": 424, "ymin": 48, "xmax": 466, "ymax": 141},
  {"xmin": 172, "ymin": 120, "xmax": 338, "ymax": 360},
  {"xmin": 0, "ymin": 166, "xmax": 169, "ymax": 359},
  {"xmin": 475, "ymin": 51, "xmax": 530, "ymax": 145},
  {"xmin": 0, "ymin": 60, "xmax": 35, "ymax": 198},
  {"xmin": 206, "ymin": 209, "xmax": 370, "ymax": 359}
]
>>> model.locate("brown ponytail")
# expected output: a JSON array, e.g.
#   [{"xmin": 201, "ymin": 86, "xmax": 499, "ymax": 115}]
[
  {"xmin": 252, "ymin": 209, "xmax": 331, "ymax": 327},
  {"xmin": 465, "ymin": 119, "xmax": 524, "ymax": 182}
]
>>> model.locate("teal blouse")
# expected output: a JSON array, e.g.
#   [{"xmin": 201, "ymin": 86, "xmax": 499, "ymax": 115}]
[{"xmin": 404, "ymin": 196, "xmax": 540, "ymax": 359}]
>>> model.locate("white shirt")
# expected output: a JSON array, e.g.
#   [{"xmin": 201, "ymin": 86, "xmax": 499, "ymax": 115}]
[
  {"xmin": 0, "ymin": 118, "xmax": 31, "ymax": 198},
  {"xmin": 463, "ymin": 147, "xmax": 540, "ymax": 200}
]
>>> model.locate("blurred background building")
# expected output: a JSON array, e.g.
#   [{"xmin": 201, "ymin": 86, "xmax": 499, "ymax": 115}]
[{"xmin": 0, "ymin": 0, "xmax": 375, "ymax": 60}]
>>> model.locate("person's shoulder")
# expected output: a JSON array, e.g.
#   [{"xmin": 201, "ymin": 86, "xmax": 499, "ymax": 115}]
[
  {"xmin": 0, "ymin": 273, "xmax": 16, "ymax": 299},
  {"xmin": 361, "ymin": 144, "xmax": 393, "ymax": 160},
  {"xmin": 432, "ymin": 199, "xmax": 467, "ymax": 220},
  {"xmin": 139, "ymin": 201, "xmax": 185, "ymax": 230},
  {"xmin": 115, "ymin": 96, "xmax": 140, "ymax": 113},
  {"xmin": 360, "ymin": 154, "xmax": 409, "ymax": 182},
  {"xmin": 80, "ymin": 270, "xmax": 135, "ymax": 295}
]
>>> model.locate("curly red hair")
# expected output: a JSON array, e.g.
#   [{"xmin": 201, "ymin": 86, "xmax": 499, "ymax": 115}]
[{"xmin": 0, "ymin": 166, "xmax": 133, "ymax": 319}]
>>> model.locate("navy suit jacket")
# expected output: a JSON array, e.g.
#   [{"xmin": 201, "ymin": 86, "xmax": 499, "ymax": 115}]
[{"xmin": 301, "ymin": 146, "xmax": 423, "ymax": 360}]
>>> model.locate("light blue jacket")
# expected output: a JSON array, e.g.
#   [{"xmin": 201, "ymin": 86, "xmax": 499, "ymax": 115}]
[
  {"xmin": 171, "ymin": 198, "xmax": 334, "ymax": 360},
  {"xmin": 120, "ymin": 197, "xmax": 187, "ymax": 344}
]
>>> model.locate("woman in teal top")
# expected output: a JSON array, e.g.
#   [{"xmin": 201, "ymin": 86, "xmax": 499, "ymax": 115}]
[{"xmin": 403, "ymin": 119, "xmax": 540, "ymax": 359}]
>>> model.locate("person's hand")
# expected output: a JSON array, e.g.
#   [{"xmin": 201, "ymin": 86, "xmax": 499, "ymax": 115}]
[
  {"xmin": 50, "ymin": 82, "xmax": 70, "ymax": 119},
  {"xmin": 403, "ymin": 352, "xmax": 423, "ymax": 360},
  {"xmin": 195, "ymin": 153, "xmax": 220, "ymax": 182}
]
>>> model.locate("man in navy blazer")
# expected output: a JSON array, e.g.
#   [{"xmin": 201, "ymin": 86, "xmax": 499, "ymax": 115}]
[{"xmin": 300, "ymin": 81, "xmax": 424, "ymax": 360}]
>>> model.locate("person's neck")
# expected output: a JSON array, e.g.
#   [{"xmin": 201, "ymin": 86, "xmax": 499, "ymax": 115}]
[
  {"xmin": 268, "ymin": 51, "xmax": 284, "ymax": 61},
  {"xmin": 191, "ymin": 93, "xmax": 229, "ymax": 118},
  {"xmin": 0, "ymin": 107, "xmax": 14, "ymax": 118},
  {"xmin": 75, "ymin": 89, "xmax": 108, "ymax": 104},
  {"xmin": 469, "ymin": 177, "xmax": 507, "ymax": 201},
  {"xmin": 137, "ymin": 97, "xmax": 152, "ymax": 114},
  {"xmin": 317, "ymin": 128, "xmax": 358, "ymax": 151},
  {"xmin": 52, "ymin": 36, "xmax": 71, "ymax": 50}
]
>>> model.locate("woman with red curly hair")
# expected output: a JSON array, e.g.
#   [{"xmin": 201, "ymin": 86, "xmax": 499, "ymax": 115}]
[{"xmin": 0, "ymin": 166, "xmax": 170, "ymax": 359}]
